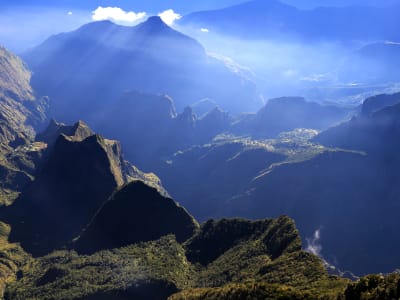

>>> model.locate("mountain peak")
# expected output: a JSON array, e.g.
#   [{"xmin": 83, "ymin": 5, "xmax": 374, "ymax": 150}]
[
  {"xmin": 135, "ymin": 16, "xmax": 170, "ymax": 32},
  {"xmin": 146, "ymin": 15, "xmax": 165, "ymax": 24},
  {"xmin": 36, "ymin": 119, "xmax": 94, "ymax": 145}
]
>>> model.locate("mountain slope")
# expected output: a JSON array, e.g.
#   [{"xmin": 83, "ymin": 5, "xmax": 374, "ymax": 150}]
[
  {"xmin": 0, "ymin": 46, "xmax": 47, "ymax": 146},
  {"xmin": 157, "ymin": 140, "xmax": 287, "ymax": 219},
  {"xmin": 75, "ymin": 181, "xmax": 199, "ymax": 254},
  {"xmin": 0, "ymin": 221, "xmax": 30, "ymax": 298},
  {"xmin": 5, "ymin": 236, "xmax": 189, "ymax": 300},
  {"xmin": 0, "ymin": 46, "xmax": 48, "ymax": 206}
]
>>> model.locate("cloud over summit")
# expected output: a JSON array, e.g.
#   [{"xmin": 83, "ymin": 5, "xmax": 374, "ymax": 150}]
[
  {"xmin": 92, "ymin": 7, "xmax": 181, "ymax": 26},
  {"xmin": 92, "ymin": 6, "xmax": 147, "ymax": 24},
  {"xmin": 158, "ymin": 9, "xmax": 181, "ymax": 25}
]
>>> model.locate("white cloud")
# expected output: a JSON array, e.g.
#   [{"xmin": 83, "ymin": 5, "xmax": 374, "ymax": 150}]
[
  {"xmin": 67, "ymin": 11, "xmax": 73, "ymax": 16},
  {"xmin": 306, "ymin": 229, "xmax": 322, "ymax": 256},
  {"xmin": 158, "ymin": 9, "xmax": 181, "ymax": 25},
  {"xmin": 92, "ymin": 6, "xmax": 147, "ymax": 24},
  {"xmin": 200, "ymin": 28, "xmax": 209, "ymax": 33}
]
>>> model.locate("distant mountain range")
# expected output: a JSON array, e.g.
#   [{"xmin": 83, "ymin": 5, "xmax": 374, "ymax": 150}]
[
  {"xmin": 23, "ymin": 16, "xmax": 262, "ymax": 119},
  {"xmin": 179, "ymin": 0, "xmax": 400, "ymax": 42}
]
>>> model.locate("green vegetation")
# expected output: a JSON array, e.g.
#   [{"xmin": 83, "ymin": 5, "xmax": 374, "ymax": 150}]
[
  {"xmin": 5, "ymin": 236, "xmax": 193, "ymax": 300},
  {"xmin": 185, "ymin": 216, "xmax": 301, "ymax": 266},
  {"xmin": 339, "ymin": 273, "xmax": 400, "ymax": 300},
  {"xmin": 1, "ymin": 215, "xmax": 350, "ymax": 300},
  {"xmin": 183, "ymin": 217, "xmax": 348, "ymax": 299},
  {"xmin": 0, "ymin": 141, "xmax": 46, "ymax": 206},
  {"xmin": 0, "ymin": 221, "xmax": 31, "ymax": 298},
  {"xmin": 170, "ymin": 282, "xmax": 316, "ymax": 300}
]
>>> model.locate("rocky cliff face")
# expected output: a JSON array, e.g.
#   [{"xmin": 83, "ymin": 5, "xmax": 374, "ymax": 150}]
[
  {"xmin": 0, "ymin": 46, "xmax": 48, "ymax": 206},
  {"xmin": 0, "ymin": 46, "xmax": 47, "ymax": 147}
]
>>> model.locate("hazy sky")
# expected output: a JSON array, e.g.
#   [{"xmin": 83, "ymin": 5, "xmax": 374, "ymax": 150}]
[
  {"xmin": 1, "ymin": 0, "xmax": 398, "ymax": 53},
  {"xmin": 0, "ymin": 0, "xmax": 247, "ymax": 52},
  {"xmin": 0, "ymin": 1, "xmax": 246, "ymax": 14}
]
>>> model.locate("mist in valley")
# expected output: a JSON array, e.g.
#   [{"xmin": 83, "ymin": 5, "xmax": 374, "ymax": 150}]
[{"xmin": 178, "ymin": 23, "xmax": 400, "ymax": 108}]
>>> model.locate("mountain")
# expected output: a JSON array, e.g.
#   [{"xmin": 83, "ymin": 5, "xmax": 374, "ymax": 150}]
[
  {"xmin": 23, "ymin": 16, "xmax": 261, "ymax": 121},
  {"xmin": 232, "ymin": 97, "xmax": 354, "ymax": 138},
  {"xmin": 35, "ymin": 118, "xmax": 94, "ymax": 146},
  {"xmin": 1, "ymin": 120, "xmax": 164, "ymax": 256},
  {"xmin": 75, "ymin": 181, "xmax": 199, "ymax": 254},
  {"xmin": 179, "ymin": 0, "xmax": 400, "ymax": 42}
]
